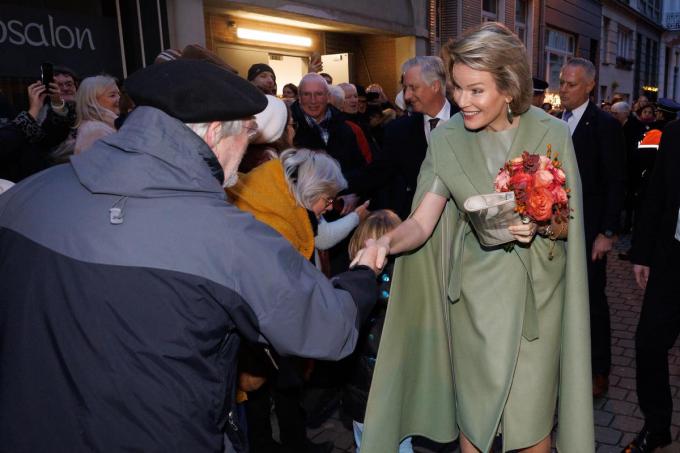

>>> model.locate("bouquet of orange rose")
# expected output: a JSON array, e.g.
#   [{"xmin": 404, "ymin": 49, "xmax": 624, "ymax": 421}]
[{"xmin": 493, "ymin": 145, "xmax": 570, "ymax": 227}]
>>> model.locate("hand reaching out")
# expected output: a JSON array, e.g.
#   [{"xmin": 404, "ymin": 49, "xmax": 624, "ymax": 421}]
[
  {"xmin": 354, "ymin": 200, "xmax": 370, "ymax": 222},
  {"xmin": 350, "ymin": 236, "xmax": 390, "ymax": 273}
]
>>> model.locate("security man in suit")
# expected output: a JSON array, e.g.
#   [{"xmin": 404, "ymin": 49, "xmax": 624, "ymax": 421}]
[
  {"xmin": 379, "ymin": 56, "xmax": 459, "ymax": 219},
  {"xmin": 626, "ymin": 119, "xmax": 680, "ymax": 453},
  {"xmin": 559, "ymin": 57, "xmax": 626, "ymax": 398}
]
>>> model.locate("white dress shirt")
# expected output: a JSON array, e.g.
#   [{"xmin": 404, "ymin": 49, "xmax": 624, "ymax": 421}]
[
  {"xmin": 563, "ymin": 100, "xmax": 589, "ymax": 136},
  {"xmin": 423, "ymin": 100, "xmax": 451, "ymax": 144}
]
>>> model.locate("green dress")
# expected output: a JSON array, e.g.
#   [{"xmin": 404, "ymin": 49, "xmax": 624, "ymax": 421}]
[{"xmin": 361, "ymin": 107, "xmax": 594, "ymax": 452}]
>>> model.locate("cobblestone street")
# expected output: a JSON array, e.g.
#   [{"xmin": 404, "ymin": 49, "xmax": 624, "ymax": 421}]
[{"xmin": 309, "ymin": 235, "xmax": 680, "ymax": 453}]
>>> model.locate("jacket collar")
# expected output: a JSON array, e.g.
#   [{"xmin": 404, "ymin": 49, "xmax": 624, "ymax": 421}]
[
  {"xmin": 71, "ymin": 106, "xmax": 226, "ymax": 199},
  {"xmin": 441, "ymin": 106, "xmax": 551, "ymax": 194}
]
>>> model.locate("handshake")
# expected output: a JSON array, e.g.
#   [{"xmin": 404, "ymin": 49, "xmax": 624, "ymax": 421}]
[{"xmin": 350, "ymin": 237, "xmax": 391, "ymax": 274}]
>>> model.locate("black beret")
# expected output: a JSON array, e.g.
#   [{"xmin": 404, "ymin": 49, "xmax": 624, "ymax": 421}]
[
  {"xmin": 247, "ymin": 63, "xmax": 276, "ymax": 81},
  {"xmin": 532, "ymin": 77, "xmax": 548, "ymax": 93},
  {"xmin": 124, "ymin": 60, "xmax": 267, "ymax": 123}
]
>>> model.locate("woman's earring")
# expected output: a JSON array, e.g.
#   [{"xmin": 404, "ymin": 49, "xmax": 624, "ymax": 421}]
[{"xmin": 506, "ymin": 102, "xmax": 514, "ymax": 124}]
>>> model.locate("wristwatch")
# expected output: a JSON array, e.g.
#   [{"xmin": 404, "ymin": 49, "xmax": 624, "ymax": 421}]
[{"xmin": 603, "ymin": 229, "xmax": 615, "ymax": 238}]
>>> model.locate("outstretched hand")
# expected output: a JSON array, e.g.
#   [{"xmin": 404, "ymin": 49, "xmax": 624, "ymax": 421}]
[{"xmin": 350, "ymin": 237, "xmax": 390, "ymax": 273}]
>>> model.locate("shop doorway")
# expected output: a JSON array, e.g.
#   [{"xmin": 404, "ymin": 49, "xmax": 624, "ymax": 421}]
[{"xmin": 216, "ymin": 45, "xmax": 351, "ymax": 95}]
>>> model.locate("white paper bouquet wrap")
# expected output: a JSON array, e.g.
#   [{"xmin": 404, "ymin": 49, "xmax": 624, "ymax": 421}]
[{"xmin": 463, "ymin": 192, "xmax": 524, "ymax": 247}]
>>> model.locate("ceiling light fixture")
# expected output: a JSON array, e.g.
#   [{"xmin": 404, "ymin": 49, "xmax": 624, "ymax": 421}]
[{"xmin": 236, "ymin": 27, "xmax": 312, "ymax": 47}]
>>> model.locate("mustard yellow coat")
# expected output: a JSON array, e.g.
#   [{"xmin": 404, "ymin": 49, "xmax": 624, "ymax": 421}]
[{"xmin": 361, "ymin": 107, "xmax": 595, "ymax": 452}]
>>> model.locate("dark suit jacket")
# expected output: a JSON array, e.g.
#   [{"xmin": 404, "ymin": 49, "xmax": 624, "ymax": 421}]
[
  {"xmin": 290, "ymin": 102, "xmax": 368, "ymax": 196},
  {"xmin": 380, "ymin": 100, "xmax": 458, "ymax": 219},
  {"xmin": 571, "ymin": 102, "xmax": 626, "ymax": 244},
  {"xmin": 630, "ymin": 119, "xmax": 680, "ymax": 267}
]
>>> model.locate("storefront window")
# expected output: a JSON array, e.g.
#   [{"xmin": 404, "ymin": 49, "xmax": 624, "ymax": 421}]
[
  {"xmin": 545, "ymin": 28, "xmax": 574, "ymax": 90},
  {"xmin": 515, "ymin": 0, "xmax": 528, "ymax": 43}
]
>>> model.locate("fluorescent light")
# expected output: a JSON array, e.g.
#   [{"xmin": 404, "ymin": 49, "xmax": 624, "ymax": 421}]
[{"xmin": 236, "ymin": 27, "xmax": 312, "ymax": 47}]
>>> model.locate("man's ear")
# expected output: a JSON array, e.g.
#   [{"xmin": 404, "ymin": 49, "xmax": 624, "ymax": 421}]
[{"xmin": 205, "ymin": 121, "xmax": 221, "ymax": 148}]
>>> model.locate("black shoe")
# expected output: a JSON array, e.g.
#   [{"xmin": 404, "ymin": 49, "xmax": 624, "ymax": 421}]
[{"xmin": 621, "ymin": 427, "xmax": 672, "ymax": 453}]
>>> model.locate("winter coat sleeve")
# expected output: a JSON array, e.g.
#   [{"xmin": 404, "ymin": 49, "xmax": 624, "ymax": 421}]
[
  {"xmin": 231, "ymin": 219, "xmax": 377, "ymax": 361},
  {"xmin": 315, "ymin": 213, "xmax": 359, "ymax": 250}
]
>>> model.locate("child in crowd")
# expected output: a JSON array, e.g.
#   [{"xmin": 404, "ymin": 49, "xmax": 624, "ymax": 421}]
[{"xmin": 344, "ymin": 210, "xmax": 413, "ymax": 453}]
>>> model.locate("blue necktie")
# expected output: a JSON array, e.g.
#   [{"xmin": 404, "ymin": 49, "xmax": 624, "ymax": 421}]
[{"xmin": 563, "ymin": 110, "xmax": 573, "ymax": 122}]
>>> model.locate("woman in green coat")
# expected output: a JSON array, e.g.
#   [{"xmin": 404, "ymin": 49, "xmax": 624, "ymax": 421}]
[{"xmin": 357, "ymin": 23, "xmax": 594, "ymax": 452}]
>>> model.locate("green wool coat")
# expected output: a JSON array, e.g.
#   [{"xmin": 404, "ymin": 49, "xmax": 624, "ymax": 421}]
[{"xmin": 361, "ymin": 107, "xmax": 595, "ymax": 452}]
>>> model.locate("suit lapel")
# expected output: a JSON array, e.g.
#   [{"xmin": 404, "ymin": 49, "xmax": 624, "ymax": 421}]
[{"xmin": 572, "ymin": 102, "xmax": 596, "ymax": 154}]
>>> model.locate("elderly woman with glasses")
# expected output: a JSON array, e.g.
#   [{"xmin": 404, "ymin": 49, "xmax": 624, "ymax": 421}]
[{"xmin": 226, "ymin": 147, "xmax": 363, "ymax": 451}]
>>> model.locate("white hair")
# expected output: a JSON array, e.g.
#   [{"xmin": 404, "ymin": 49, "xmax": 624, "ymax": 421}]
[
  {"xmin": 280, "ymin": 148, "xmax": 347, "ymax": 210},
  {"xmin": 327, "ymin": 85, "xmax": 345, "ymax": 110},
  {"xmin": 611, "ymin": 101, "xmax": 631, "ymax": 114},
  {"xmin": 299, "ymin": 73, "xmax": 329, "ymax": 93},
  {"xmin": 75, "ymin": 75, "xmax": 118, "ymax": 128},
  {"xmin": 184, "ymin": 120, "xmax": 245, "ymax": 142}
]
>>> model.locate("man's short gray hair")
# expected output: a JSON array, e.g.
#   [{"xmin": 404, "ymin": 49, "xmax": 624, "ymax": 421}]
[
  {"xmin": 280, "ymin": 148, "xmax": 347, "ymax": 210},
  {"xmin": 611, "ymin": 101, "xmax": 631, "ymax": 114},
  {"xmin": 401, "ymin": 56, "xmax": 446, "ymax": 89},
  {"xmin": 563, "ymin": 57, "xmax": 597, "ymax": 82},
  {"xmin": 184, "ymin": 120, "xmax": 245, "ymax": 142},
  {"xmin": 299, "ymin": 73, "xmax": 329, "ymax": 93}
]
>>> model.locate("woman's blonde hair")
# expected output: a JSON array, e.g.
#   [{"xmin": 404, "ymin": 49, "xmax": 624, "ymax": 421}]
[
  {"xmin": 280, "ymin": 148, "xmax": 347, "ymax": 210},
  {"xmin": 348, "ymin": 210, "xmax": 402, "ymax": 260},
  {"xmin": 446, "ymin": 22, "xmax": 532, "ymax": 115},
  {"xmin": 75, "ymin": 75, "xmax": 118, "ymax": 127}
]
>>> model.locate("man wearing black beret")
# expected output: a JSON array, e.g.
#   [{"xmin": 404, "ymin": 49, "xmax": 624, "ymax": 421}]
[{"xmin": 0, "ymin": 60, "xmax": 381, "ymax": 452}]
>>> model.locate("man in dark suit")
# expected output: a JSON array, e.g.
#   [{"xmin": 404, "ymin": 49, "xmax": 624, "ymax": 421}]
[
  {"xmin": 559, "ymin": 57, "xmax": 626, "ymax": 398},
  {"xmin": 380, "ymin": 56, "xmax": 458, "ymax": 219},
  {"xmin": 625, "ymin": 120, "xmax": 680, "ymax": 453}
]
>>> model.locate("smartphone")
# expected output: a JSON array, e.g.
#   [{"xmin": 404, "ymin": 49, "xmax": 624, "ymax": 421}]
[{"xmin": 41, "ymin": 62, "xmax": 54, "ymax": 87}]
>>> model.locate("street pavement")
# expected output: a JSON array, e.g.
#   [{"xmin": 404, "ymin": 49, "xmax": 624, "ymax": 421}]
[{"xmin": 306, "ymin": 235, "xmax": 680, "ymax": 453}]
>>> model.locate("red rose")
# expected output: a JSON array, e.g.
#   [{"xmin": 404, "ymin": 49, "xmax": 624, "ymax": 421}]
[
  {"xmin": 509, "ymin": 172, "xmax": 533, "ymax": 191},
  {"xmin": 526, "ymin": 187, "xmax": 555, "ymax": 221}
]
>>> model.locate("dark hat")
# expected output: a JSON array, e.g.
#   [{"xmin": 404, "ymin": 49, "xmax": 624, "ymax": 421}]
[
  {"xmin": 656, "ymin": 98, "xmax": 680, "ymax": 114},
  {"xmin": 355, "ymin": 84, "xmax": 366, "ymax": 97},
  {"xmin": 532, "ymin": 77, "xmax": 548, "ymax": 93},
  {"xmin": 124, "ymin": 60, "xmax": 267, "ymax": 123},
  {"xmin": 247, "ymin": 63, "xmax": 276, "ymax": 82}
]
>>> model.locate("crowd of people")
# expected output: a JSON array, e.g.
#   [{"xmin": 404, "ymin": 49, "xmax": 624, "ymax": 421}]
[{"xmin": 1, "ymin": 21, "xmax": 679, "ymax": 453}]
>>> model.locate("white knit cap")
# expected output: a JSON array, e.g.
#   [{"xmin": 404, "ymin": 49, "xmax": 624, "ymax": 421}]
[
  {"xmin": 395, "ymin": 90, "xmax": 406, "ymax": 110},
  {"xmin": 253, "ymin": 95, "xmax": 288, "ymax": 144}
]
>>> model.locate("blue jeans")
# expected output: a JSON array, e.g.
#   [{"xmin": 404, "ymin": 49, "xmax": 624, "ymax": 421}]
[{"xmin": 352, "ymin": 420, "xmax": 413, "ymax": 453}]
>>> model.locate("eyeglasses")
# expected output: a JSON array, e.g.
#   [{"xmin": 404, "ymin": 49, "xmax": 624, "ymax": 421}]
[{"xmin": 322, "ymin": 197, "xmax": 335, "ymax": 209}]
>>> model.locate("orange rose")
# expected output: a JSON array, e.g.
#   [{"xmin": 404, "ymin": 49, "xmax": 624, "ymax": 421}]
[
  {"xmin": 526, "ymin": 187, "xmax": 554, "ymax": 221},
  {"xmin": 509, "ymin": 172, "xmax": 533, "ymax": 191}
]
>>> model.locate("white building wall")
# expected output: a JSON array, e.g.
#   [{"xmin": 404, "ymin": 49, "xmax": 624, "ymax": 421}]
[{"xmin": 600, "ymin": 4, "xmax": 637, "ymax": 101}]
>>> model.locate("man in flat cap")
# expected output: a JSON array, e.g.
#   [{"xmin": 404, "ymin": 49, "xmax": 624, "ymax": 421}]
[
  {"xmin": 0, "ymin": 60, "xmax": 381, "ymax": 452},
  {"xmin": 248, "ymin": 63, "xmax": 277, "ymax": 96},
  {"xmin": 532, "ymin": 77, "xmax": 549, "ymax": 107}
]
